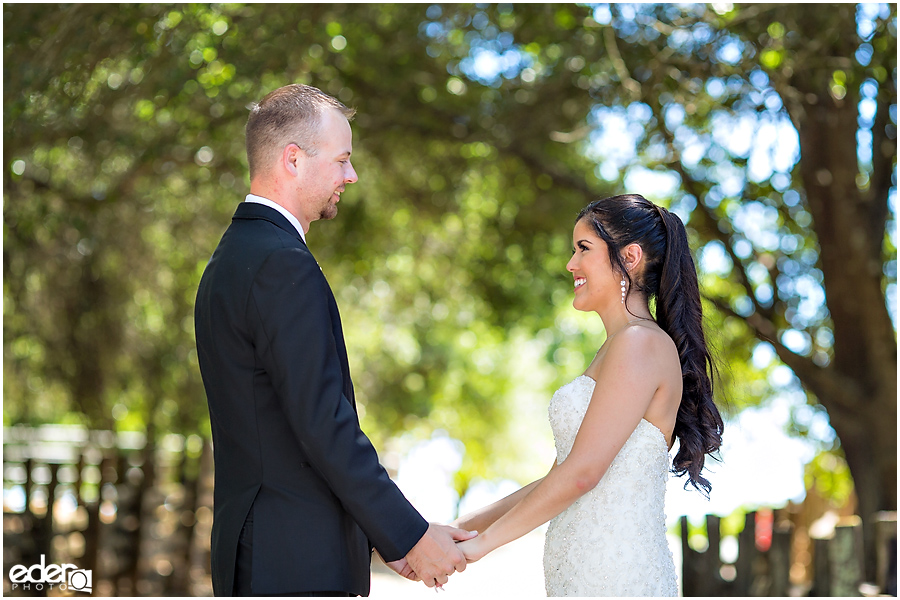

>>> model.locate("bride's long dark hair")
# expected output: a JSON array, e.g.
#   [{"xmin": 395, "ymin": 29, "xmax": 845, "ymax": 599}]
[{"xmin": 577, "ymin": 194, "xmax": 724, "ymax": 494}]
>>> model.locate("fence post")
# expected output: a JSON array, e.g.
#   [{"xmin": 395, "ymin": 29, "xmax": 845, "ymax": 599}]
[
  {"xmin": 166, "ymin": 447, "xmax": 199, "ymax": 595},
  {"xmin": 769, "ymin": 521, "xmax": 793, "ymax": 596},
  {"xmin": 829, "ymin": 517, "xmax": 864, "ymax": 596},
  {"xmin": 705, "ymin": 514, "xmax": 723, "ymax": 596},
  {"xmin": 681, "ymin": 515, "xmax": 698, "ymax": 595},
  {"xmin": 80, "ymin": 451, "xmax": 109, "ymax": 581},
  {"xmin": 75, "ymin": 452, "xmax": 86, "ymax": 508},
  {"xmin": 678, "ymin": 515, "xmax": 695, "ymax": 597},
  {"xmin": 192, "ymin": 437, "xmax": 215, "ymax": 594},
  {"xmin": 115, "ymin": 449, "xmax": 145, "ymax": 596},
  {"xmin": 810, "ymin": 536, "xmax": 830, "ymax": 596},
  {"xmin": 735, "ymin": 511, "xmax": 755, "ymax": 595},
  {"xmin": 24, "ymin": 457, "xmax": 33, "ymax": 515},
  {"xmin": 47, "ymin": 463, "xmax": 60, "ymax": 528},
  {"xmin": 874, "ymin": 512, "xmax": 897, "ymax": 595}
]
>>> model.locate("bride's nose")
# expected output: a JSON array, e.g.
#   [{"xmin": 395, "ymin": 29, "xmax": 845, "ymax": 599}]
[{"xmin": 566, "ymin": 254, "xmax": 577, "ymax": 272}]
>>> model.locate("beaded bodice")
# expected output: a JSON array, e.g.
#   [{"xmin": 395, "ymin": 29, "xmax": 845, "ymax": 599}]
[{"xmin": 542, "ymin": 375, "xmax": 678, "ymax": 597}]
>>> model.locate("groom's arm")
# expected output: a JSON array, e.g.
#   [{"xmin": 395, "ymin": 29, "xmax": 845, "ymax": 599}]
[
  {"xmin": 250, "ymin": 247, "xmax": 476, "ymax": 586},
  {"xmin": 249, "ymin": 248, "xmax": 427, "ymax": 559}
]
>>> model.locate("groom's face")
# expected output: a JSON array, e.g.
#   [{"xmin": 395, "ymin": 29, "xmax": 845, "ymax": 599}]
[{"xmin": 297, "ymin": 108, "xmax": 358, "ymax": 224}]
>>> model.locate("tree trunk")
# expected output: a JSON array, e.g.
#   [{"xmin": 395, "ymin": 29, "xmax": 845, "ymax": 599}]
[{"xmin": 785, "ymin": 6, "xmax": 898, "ymax": 581}]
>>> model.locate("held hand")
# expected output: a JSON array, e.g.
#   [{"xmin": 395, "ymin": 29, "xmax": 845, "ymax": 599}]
[
  {"xmin": 456, "ymin": 535, "xmax": 489, "ymax": 564},
  {"xmin": 405, "ymin": 523, "xmax": 478, "ymax": 588},
  {"xmin": 385, "ymin": 557, "xmax": 419, "ymax": 582},
  {"xmin": 439, "ymin": 522, "xmax": 479, "ymax": 543}
]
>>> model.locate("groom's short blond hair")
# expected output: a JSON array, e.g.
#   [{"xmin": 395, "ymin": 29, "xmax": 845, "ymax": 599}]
[{"xmin": 246, "ymin": 84, "xmax": 355, "ymax": 181}]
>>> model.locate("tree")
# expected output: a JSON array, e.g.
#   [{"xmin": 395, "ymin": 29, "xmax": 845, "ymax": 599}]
[
  {"xmin": 427, "ymin": 2, "xmax": 897, "ymax": 574},
  {"xmin": 4, "ymin": 2, "xmax": 895, "ymax": 577},
  {"xmin": 418, "ymin": 1, "xmax": 897, "ymax": 575}
]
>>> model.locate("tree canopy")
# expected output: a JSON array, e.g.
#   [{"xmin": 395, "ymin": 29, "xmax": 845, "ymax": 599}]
[{"xmin": 4, "ymin": 2, "xmax": 896, "ymax": 575}]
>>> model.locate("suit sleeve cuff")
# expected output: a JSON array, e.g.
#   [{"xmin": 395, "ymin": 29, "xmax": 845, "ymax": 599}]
[{"xmin": 374, "ymin": 512, "xmax": 429, "ymax": 562}]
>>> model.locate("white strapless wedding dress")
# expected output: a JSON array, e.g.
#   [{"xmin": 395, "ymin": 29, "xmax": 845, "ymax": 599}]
[{"xmin": 543, "ymin": 375, "xmax": 678, "ymax": 596}]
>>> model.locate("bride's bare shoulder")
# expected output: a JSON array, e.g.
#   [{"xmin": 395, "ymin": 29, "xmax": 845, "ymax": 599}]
[{"xmin": 616, "ymin": 322, "xmax": 675, "ymax": 354}]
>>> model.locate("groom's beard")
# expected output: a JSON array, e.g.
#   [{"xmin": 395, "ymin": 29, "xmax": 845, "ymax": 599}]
[
  {"xmin": 320, "ymin": 203, "xmax": 338, "ymax": 221},
  {"xmin": 318, "ymin": 194, "xmax": 339, "ymax": 221}
]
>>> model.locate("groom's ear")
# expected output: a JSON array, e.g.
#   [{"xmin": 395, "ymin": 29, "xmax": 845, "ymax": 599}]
[{"xmin": 282, "ymin": 143, "xmax": 305, "ymax": 177}]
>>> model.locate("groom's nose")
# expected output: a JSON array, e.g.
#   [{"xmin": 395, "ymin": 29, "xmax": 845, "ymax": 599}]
[{"xmin": 344, "ymin": 162, "xmax": 358, "ymax": 184}]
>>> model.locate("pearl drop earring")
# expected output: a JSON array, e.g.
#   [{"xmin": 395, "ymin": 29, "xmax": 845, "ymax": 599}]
[{"xmin": 620, "ymin": 279, "xmax": 626, "ymax": 304}]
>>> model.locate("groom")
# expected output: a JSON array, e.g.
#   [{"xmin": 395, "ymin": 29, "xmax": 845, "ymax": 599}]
[{"xmin": 195, "ymin": 84, "xmax": 473, "ymax": 596}]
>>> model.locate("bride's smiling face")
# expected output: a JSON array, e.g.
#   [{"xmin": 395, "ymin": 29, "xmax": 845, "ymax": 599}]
[{"xmin": 566, "ymin": 218, "xmax": 620, "ymax": 313}]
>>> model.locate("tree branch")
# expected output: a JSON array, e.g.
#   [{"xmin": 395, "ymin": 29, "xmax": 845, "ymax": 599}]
[
  {"xmin": 602, "ymin": 25, "xmax": 641, "ymax": 101},
  {"xmin": 867, "ymin": 87, "xmax": 896, "ymax": 259},
  {"xmin": 645, "ymin": 92, "xmax": 775, "ymax": 322},
  {"xmin": 704, "ymin": 293, "xmax": 862, "ymax": 410}
]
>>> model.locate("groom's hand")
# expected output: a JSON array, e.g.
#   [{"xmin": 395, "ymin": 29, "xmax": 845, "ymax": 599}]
[
  {"xmin": 405, "ymin": 523, "xmax": 477, "ymax": 588},
  {"xmin": 385, "ymin": 557, "xmax": 419, "ymax": 581}
]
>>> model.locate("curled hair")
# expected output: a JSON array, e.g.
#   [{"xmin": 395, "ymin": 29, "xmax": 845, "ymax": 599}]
[
  {"xmin": 245, "ymin": 84, "xmax": 355, "ymax": 180},
  {"xmin": 577, "ymin": 194, "xmax": 724, "ymax": 494}
]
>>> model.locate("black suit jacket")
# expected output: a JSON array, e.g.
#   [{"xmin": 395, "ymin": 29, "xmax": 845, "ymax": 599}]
[{"xmin": 195, "ymin": 202, "xmax": 428, "ymax": 596}]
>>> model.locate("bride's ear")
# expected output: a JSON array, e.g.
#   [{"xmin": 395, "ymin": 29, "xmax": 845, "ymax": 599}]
[{"xmin": 621, "ymin": 243, "xmax": 644, "ymax": 274}]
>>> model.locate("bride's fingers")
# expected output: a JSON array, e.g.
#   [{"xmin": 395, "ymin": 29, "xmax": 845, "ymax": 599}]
[{"xmin": 444, "ymin": 525, "xmax": 478, "ymax": 541}]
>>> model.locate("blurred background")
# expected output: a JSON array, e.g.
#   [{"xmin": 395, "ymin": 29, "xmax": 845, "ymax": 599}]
[{"xmin": 3, "ymin": 3, "xmax": 896, "ymax": 597}]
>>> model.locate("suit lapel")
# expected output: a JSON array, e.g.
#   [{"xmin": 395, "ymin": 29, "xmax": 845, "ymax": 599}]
[{"xmin": 326, "ymin": 290, "xmax": 356, "ymax": 409}]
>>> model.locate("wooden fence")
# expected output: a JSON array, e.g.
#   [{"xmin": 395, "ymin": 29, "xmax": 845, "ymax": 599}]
[
  {"xmin": 680, "ymin": 510, "xmax": 897, "ymax": 596},
  {"xmin": 3, "ymin": 425, "xmax": 213, "ymax": 596},
  {"xmin": 3, "ymin": 425, "xmax": 897, "ymax": 597}
]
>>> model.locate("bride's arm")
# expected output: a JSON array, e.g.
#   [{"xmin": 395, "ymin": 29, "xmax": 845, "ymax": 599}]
[
  {"xmin": 457, "ymin": 330, "xmax": 664, "ymax": 561},
  {"xmin": 452, "ymin": 463, "xmax": 556, "ymax": 533}
]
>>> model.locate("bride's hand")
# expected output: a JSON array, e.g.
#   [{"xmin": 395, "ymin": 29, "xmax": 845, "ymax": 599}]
[{"xmin": 456, "ymin": 535, "xmax": 488, "ymax": 563}]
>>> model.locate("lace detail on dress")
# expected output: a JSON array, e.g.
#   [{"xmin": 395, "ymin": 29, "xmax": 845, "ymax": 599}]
[{"xmin": 543, "ymin": 376, "xmax": 678, "ymax": 597}]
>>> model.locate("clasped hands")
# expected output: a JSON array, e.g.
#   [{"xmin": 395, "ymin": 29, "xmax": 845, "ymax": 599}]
[{"xmin": 385, "ymin": 522, "xmax": 486, "ymax": 589}]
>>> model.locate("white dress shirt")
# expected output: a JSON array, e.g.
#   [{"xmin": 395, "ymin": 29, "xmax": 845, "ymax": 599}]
[{"xmin": 244, "ymin": 194, "xmax": 307, "ymax": 244}]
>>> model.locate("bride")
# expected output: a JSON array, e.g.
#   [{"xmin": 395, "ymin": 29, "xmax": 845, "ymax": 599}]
[{"xmin": 455, "ymin": 194, "xmax": 724, "ymax": 596}]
